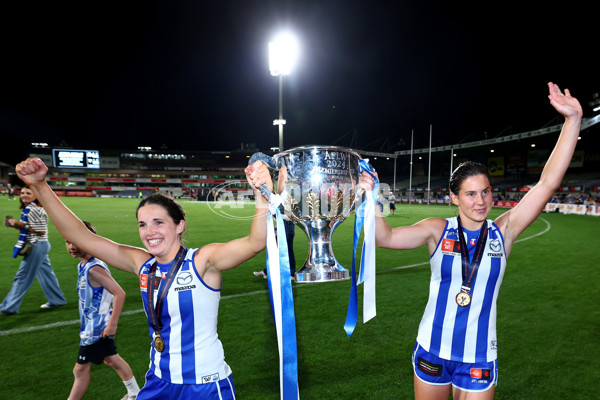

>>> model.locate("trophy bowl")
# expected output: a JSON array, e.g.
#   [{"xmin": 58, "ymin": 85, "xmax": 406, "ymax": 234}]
[{"xmin": 273, "ymin": 146, "xmax": 361, "ymax": 283}]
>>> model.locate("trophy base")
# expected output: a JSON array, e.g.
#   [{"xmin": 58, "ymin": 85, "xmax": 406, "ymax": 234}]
[{"xmin": 295, "ymin": 264, "xmax": 349, "ymax": 283}]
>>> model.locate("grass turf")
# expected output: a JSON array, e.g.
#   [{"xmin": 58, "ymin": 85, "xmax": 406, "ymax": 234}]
[{"xmin": 0, "ymin": 196, "xmax": 598, "ymax": 399}]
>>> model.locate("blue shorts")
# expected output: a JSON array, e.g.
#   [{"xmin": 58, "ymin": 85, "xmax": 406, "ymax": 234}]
[
  {"xmin": 138, "ymin": 370, "xmax": 236, "ymax": 399},
  {"xmin": 412, "ymin": 343, "xmax": 498, "ymax": 392}
]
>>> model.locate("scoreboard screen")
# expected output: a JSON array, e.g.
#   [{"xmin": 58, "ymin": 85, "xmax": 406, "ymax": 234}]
[{"xmin": 52, "ymin": 149, "xmax": 100, "ymax": 169}]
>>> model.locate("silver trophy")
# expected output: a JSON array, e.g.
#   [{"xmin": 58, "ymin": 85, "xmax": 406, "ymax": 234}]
[{"xmin": 272, "ymin": 146, "xmax": 362, "ymax": 283}]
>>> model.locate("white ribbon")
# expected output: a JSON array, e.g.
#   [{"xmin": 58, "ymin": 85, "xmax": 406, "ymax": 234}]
[
  {"xmin": 265, "ymin": 192, "xmax": 299, "ymax": 400},
  {"xmin": 359, "ymin": 188, "xmax": 377, "ymax": 323}
]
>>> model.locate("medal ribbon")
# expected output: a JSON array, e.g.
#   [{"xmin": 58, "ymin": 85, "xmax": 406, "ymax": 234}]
[
  {"xmin": 265, "ymin": 194, "xmax": 299, "ymax": 400},
  {"xmin": 147, "ymin": 246, "xmax": 186, "ymax": 338},
  {"xmin": 456, "ymin": 217, "xmax": 488, "ymax": 293},
  {"xmin": 344, "ymin": 159, "xmax": 378, "ymax": 337}
]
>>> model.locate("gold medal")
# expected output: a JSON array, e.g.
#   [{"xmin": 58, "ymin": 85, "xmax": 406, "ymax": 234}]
[
  {"xmin": 456, "ymin": 291, "xmax": 471, "ymax": 307},
  {"xmin": 154, "ymin": 334, "xmax": 165, "ymax": 352}
]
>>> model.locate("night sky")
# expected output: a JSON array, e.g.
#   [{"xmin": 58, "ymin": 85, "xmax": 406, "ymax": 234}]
[{"xmin": 1, "ymin": 1, "xmax": 597, "ymax": 165}]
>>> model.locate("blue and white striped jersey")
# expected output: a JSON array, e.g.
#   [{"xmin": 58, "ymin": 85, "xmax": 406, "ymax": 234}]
[
  {"xmin": 77, "ymin": 257, "xmax": 114, "ymax": 346},
  {"xmin": 139, "ymin": 248, "xmax": 232, "ymax": 385},
  {"xmin": 416, "ymin": 217, "xmax": 507, "ymax": 363}
]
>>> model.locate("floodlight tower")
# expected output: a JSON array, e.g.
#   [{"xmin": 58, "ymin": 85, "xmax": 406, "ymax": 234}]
[{"xmin": 269, "ymin": 33, "xmax": 298, "ymax": 152}]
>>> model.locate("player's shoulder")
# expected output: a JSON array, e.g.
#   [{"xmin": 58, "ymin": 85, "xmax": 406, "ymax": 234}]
[{"xmin": 420, "ymin": 216, "xmax": 448, "ymax": 229}]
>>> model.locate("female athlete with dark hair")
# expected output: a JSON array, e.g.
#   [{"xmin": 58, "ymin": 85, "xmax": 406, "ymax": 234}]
[
  {"xmin": 16, "ymin": 157, "xmax": 273, "ymax": 399},
  {"xmin": 359, "ymin": 82, "xmax": 583, "ymax": 399}
]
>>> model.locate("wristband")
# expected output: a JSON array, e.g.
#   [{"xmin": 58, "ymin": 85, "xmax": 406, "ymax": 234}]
[{"xmin": 24, "ymin": 224, "xmax": 30, "ymax": 230}]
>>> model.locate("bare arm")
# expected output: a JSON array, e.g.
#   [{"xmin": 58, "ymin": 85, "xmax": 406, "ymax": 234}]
[
  {"xmin": 88, "ymin": 266, "xmax": 126, "ymax": 338},
  {"xmin": 496, "ymin": 82, "xmax": 583, "ymax": 254},
  {"xmin": 197, "ymin": 160, "xmax": 273, "ymax": 287},
  {"xmin": 359, "ymin": 170, "xmax": 446, "ymax": 254},
  {"xmin": 6, "ymin": 217, "xmax": 45, "ymax": 235},
  {"xmin": 16, "ymin": 158, "xmax": 149, "ymax": 274}
]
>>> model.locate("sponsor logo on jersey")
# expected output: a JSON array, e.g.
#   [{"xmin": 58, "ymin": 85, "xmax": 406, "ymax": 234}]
[
  {"xmin": 487, "ymin": 239, "xmax": 503, "ymax": 257},
  {"xmin": 417, "ymin": 357, "xmax": 443, "ymax": 377},
  {"xmin": 173, "ymin": 271, "xmax": 196, "ymax": 291},
  {"xmin": 140, "ymin": 272, "xmax": 162, "ymax": 290},
  {"xmin": 140, "ymin": 274, "xmax": 148, "ymax": 290},
  {"xmin": 470, "ymin": 368, "xmax": 491, "ymax": 380},
  {"xmin": 202, "ymin": 373, "xmax": 220, "ymax": 383},
  {"xmin": 489, "ymin": 239, "xmax": 502, "ymax": 252},
  {"xmin": 174, "ymin": 284, "xmax": 196, "ymax": 292},
  {"xmin": 176, "ymin": 271, "xmax": 193, "ymax": 285},
  {"xmin": 441, "ymin": 238, "xmax": 460, "ymax": 254}
]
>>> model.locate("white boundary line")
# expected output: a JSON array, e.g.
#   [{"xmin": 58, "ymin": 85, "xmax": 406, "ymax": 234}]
[
  {"xmin": 0, "ymin": 218, "xmax": 551, "ymax": 337},
  {"xmin": 0, "ymin": 290, "xmax": 270, "ymax": 337},
  {"xmin": 514, "ymin": 217, "xmax": 551, "ymax": 243}
]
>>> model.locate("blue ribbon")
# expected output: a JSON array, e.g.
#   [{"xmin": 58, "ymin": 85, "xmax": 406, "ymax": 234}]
[
  {"xmin": 266, "ymin": 204, "xmax": 299, "ymax": 399},
  {"xmin": 344, "ymin": 160, "xmax": 379, "ymax": 337}
]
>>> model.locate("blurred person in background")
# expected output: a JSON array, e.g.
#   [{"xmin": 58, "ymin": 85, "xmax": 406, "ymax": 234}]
[{"xmin": 0, "ymin": 186, "xmax": 67, "ymax": 315}]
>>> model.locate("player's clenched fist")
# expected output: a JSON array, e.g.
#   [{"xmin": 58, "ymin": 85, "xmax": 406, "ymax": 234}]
[{"xmin": 16, "ymin": 157, "xmax": 49, "ymax": 186}]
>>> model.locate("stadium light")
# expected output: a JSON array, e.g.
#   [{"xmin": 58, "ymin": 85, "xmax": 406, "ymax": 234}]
[{"xmin": 269, "ymin": 33, "xmax": 298, "ymax": 151}]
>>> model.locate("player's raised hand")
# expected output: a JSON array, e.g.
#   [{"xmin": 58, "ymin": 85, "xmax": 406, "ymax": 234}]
[
  {"xmin": 547, "ymin": 82, "xmax": 583, "ymax": 120},
  {"xmin": 358, "ymin": 169, "xmax": 378, "ymax": 192},
  {"xmin": 245, "ymin": 160, "xmax": 274, "ymax": 195},
  {"xmin": 16, "ymin": 158, "xmax": 49, "ymax": 186}
]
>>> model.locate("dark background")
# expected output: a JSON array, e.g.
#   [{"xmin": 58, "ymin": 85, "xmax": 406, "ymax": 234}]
[{"xmin": 1, "ymin": 1, "xmax": 598, "ymax": 165}]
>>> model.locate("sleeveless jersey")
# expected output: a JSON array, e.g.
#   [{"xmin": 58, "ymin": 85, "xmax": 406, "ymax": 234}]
[
  {"xmin": 139, "ymin": 248, "xmax": 232, "ymax": 385},
  {"xmin": 416, "ymin": 217, "xmax": 507, "ymax": 363},
  {"xmin": 77, "ymin": 257, "xmax": 114, "ymax": 346}
]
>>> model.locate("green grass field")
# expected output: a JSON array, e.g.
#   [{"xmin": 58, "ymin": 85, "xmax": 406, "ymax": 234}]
[{"xmin": 0, "ymin": 196, "xmax": 598, "ymax": 399}]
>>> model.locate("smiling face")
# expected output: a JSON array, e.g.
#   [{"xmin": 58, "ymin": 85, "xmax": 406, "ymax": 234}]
[
  {"xmin": 137, "ymin": 203, "xmax": 185, "ymax": 262},
  {"xmin": 450, "ymin": 174, "xmax": 493, "ymax": 229},
  {"xmin": 19, "ymin": 187, "xmax": 36, "ymax": 206}
]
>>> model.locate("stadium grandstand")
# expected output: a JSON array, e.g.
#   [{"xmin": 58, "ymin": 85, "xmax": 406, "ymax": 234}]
[
  {"xmin": 12, "ymin": 145, "xmax": 257, "ymax": 200},
  {"xmin": 363, "ymin": 115, "xmax": 600, "ymax": 206},
  {"xmin": 1, "ymin": 115, "xmax": 599, "ymax": 207}
]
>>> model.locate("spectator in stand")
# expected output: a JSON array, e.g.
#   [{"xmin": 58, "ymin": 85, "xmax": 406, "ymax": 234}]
[
  {"xmin": 565, "ymin": 194, "xmax": 574, "ymax": 204},
  {"xmin": 494, "ymin": 193, "xmax": 502, "ymax": 205},
  {"xmin": 584, "ymin": 195, "xmax": 596, "ymax": 206}
]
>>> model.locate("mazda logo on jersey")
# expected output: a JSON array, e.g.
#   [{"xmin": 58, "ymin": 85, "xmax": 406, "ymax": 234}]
[
  {"xmin": 489, "ymin": 239, "xmax": 501, "ymax": 252},
  {"xmin": 177, "ymin": 271, "xmax": 193, "ymax": 285}
]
